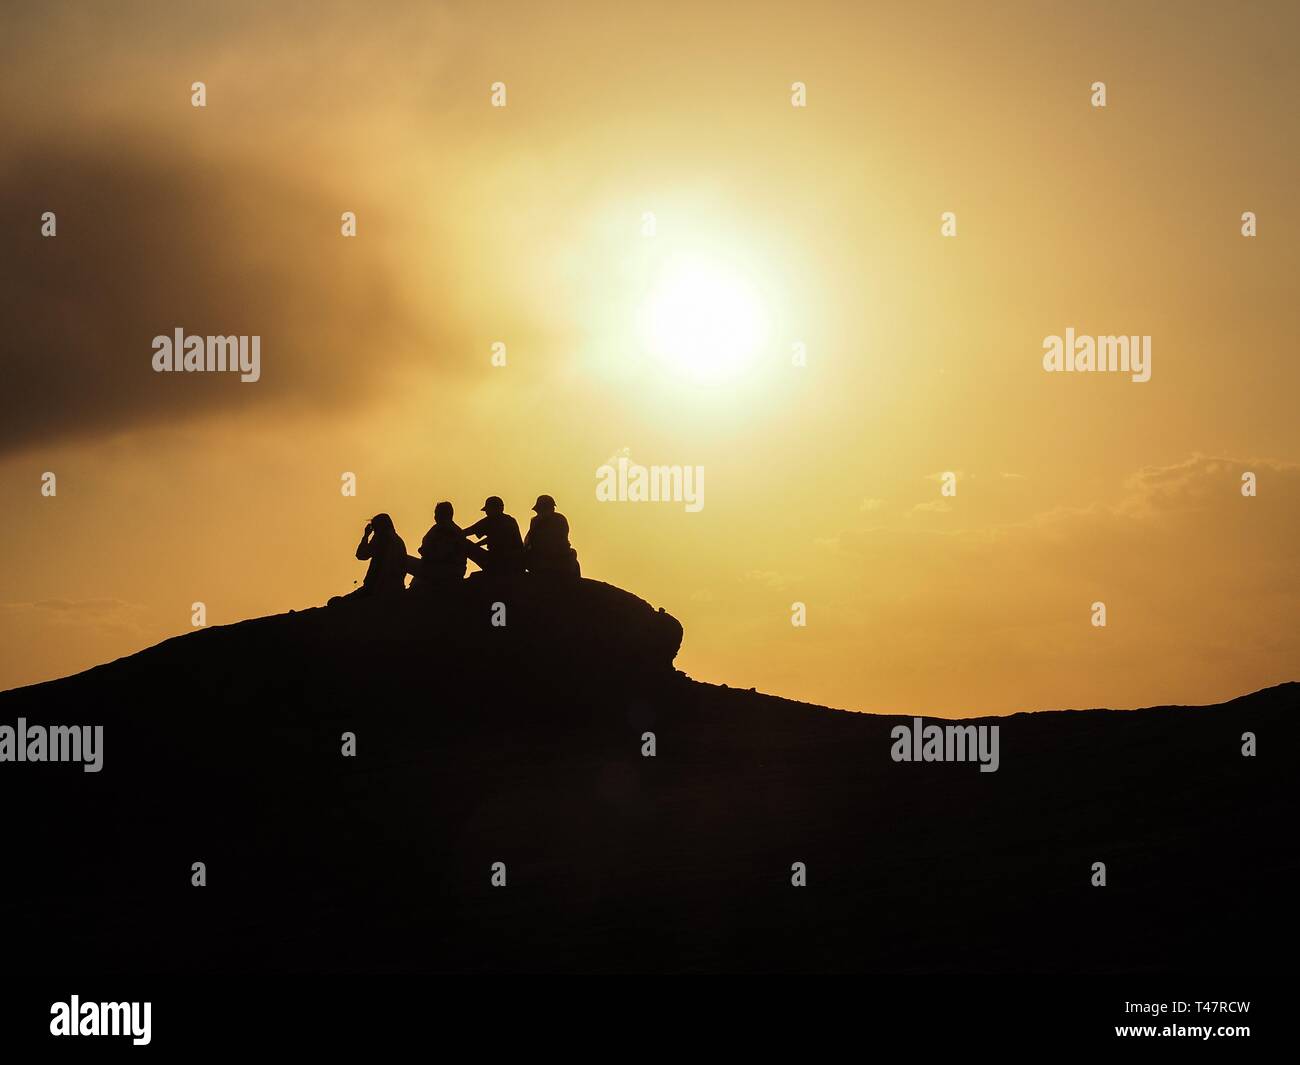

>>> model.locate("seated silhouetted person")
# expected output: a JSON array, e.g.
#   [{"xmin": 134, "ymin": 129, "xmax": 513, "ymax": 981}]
[
  {"xmin": 329, "ymin": 513, "xmax": 408, "ymax": 604},
  {"xmin": 525, "ymin": 494, "xmax": 580, "ymax": 577},
  {"xmin": 411, "ymin": 500, "xmax": 466, "ymax": 589},
  {"xmin": 460, "ymin": 495, "xmax": 525, "ymax": 577}
]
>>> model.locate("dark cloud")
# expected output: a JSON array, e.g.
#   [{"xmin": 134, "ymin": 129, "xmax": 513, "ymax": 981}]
[{"xmin": 0, "ymin": 135, "xmax": 435, "ymax": 454}]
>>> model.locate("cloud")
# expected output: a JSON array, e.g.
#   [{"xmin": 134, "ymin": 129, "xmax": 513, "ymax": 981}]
[
  {"xmin": 827, "ymin": 454, "xmax": 1299, "ymax": 566},
  {"xmin": 0, "ymin": 597, "xmax": 150, "ymax": 633},
  {"xmin": 29, "ymin": 598, "xmax": 141, "ymax": 614},
  {"xmin": 741, "ymin": 569, "xmax": 792, "ymax": 590},
  {"xmin": 804, "ymin": 453, "xmax": 1298, "ymax": 708},
  {"xmin": 0, "ymin": 134, "xmax": 440, "ymax": 455},
  {"xmin": 1117, "ymin": 453, "xmax": 1292, "ymax": 516},
  {"xmin": 909, "ymin": 500, "xmax": 953, "ymax": 516}
]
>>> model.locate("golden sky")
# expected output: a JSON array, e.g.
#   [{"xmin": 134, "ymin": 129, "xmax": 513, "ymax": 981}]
[{"xmin": 1, "ymin": 0, "xmax": 1296, "ymax": 714}]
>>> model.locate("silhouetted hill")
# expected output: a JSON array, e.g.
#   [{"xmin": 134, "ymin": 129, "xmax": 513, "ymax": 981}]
[{"xmin": 1, "ymin": 577, "xmax": 1295, "ymax": 973}]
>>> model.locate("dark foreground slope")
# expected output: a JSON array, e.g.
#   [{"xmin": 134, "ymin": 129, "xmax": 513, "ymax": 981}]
[{"xmin": 1, "ymin": 576, "xmax": 1294, "ymax": 974}]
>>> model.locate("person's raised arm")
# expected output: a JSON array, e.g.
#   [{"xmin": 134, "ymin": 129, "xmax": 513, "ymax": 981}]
[{"xmin": 355, "ymin": 523, "xmax": 374, "ymax": 560}]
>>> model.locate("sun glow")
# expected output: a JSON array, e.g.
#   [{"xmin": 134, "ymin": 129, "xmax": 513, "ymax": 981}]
[{"xmin": 638, "ymin": 255, "xmax": 770, "ymax": 384}]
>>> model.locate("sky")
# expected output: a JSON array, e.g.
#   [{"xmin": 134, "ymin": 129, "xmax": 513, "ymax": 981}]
[{"xmin": 1, "ymin": 0, "xmax": 1296, "ymax": 714}]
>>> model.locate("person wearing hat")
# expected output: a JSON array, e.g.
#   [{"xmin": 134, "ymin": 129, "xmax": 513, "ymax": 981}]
[
  {"xmin": 524, "ymin": 494, "xmax": 580, "ymax": 577},
  {"xmin": 410, "ymin": 500, "xmax": 466, "ymax": 590},
  {"xmin": 459, "ymin": 495, "xmax": 525, "ymax": 576}
]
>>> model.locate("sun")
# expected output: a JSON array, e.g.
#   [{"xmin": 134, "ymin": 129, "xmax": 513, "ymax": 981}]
[{"xmin": 638, "ymin": 255, "xmax": 770, "ymax": 384}]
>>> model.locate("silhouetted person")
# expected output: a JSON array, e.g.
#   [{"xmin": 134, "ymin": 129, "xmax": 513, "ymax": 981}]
[
  {"xmin": 329, "ymin": 513, "xmax": 407, "ymax": 604},
  {"xmin": 460, "ymin": 495, "xmax": 524, "ymax": 576},
  {"xmin": 525, "ymin": 494, "xmax": 580, "ymax": 577},
  {"xmin": 411, "ymin": 500, "xmax": 466, "ymax": 589}
]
